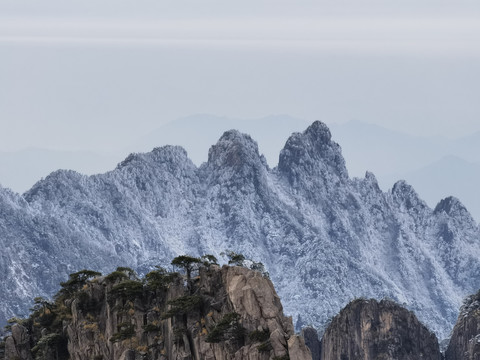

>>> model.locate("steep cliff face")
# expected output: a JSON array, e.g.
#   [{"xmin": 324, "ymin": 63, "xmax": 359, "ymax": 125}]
[
  {"xmin": 4, "ymin": 324, "xmax": 33, "ymax": 360},
  {"xmin": 320, "ymin": 299, "xmax": 441, "ymax": 360},
  {"xmin": 445, "ymin": 290, "xmax": 480, "ymax": 360},
  {"xmin": 4, "ymin": 265, "xmax": 311, "ymax": 360},
  {"xmin": 301, "ymin": 327, "xmax": 321, "ymax": 360}
]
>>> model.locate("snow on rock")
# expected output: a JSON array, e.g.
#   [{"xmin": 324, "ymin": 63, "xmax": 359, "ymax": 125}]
[{"xmin": 0, "ymin": 121, "xmax": 479, "ymax": 341}]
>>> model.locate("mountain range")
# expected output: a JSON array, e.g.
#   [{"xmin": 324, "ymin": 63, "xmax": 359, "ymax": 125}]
[
  {"xmin": 3, "ymin": 115, "xmax": 479, "ymax": 222},
  {"xmin": 0, "ymin": 121, "xmax": 479, "ymax": 340},
  {"xmin": 329, "ymin": 120, "xmax": 480, "ymax": 220}
]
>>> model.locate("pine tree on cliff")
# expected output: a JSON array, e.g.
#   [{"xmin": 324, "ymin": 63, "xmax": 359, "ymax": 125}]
[{"xmin": 171, "ymin": 255, "xmax": 202, "ymax": 284}]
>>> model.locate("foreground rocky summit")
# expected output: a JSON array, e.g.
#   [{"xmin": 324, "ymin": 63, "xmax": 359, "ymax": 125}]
[
  {"xmin": 3, "ymin": 265, "xmax": 311, "ymax": 360},
  {"xmin": 1, "ymin": 121, "xmax": 479, "ymax": 339},
  {"xmin": 4, "ymin": 273, "xmax": 480, "ymax": 360},
  {"xmin": 320, "ymin": 299, "xmax": 441, "ymax": 360},
  {"xmin": 445, "ymin": 290, "xmax": 480, "ymax": 360}
]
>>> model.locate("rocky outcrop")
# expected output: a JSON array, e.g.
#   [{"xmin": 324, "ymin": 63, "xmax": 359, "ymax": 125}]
[
  {"xmin": 301, "ymin": 327, "xmax": 321, "ymax": 360},
  {"xmin": 320, "ymin": 299, "xmax": 441, "ymax": 360},
  {"xmin": 445, "ymin": 290, "xmax": 480, "ymax": 360},
  {"xmin": 4, "ymin": 265, "xmax": 311, "ymax": 360},
  {"xmin": 4, "ymin": 324, "xmax": 33, "ymax": 360},
  {"xmin": 278, "ymin": 121, "xmax": 348, "ymax": 197}
]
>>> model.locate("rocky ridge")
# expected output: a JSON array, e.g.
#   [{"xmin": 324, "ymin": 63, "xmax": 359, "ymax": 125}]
[
  {"xmin": 6, "ymin": 281, "xmax": 480, "ymax": 360},
  {"xmin": 3, "ymin": 265, "xmax": 311, "ymax": 360},
  {"xmin": 320, "ymin": 298, "xmax": 441, "ymax": 360},
  {"xmin": 445, "ymin": 290, "xmax": 480, "ymax": 360},
  {"xmin": 0, "ymin": 121, "xmax": 479, "ymax": 339}
]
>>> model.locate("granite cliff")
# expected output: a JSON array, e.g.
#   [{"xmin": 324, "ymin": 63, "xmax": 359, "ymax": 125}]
[
  {"xmin": 3, "ymin": 264, "xmax": 311, "ymax": 360},
  {"xmin": 5, "ymin": 270, "xmax": 480, "ymax": 360},
  {"xmin": 445, "ymin": 290, "xmax": 480, "ymax": 360},
  {"xmin": 320, "ymin": 299, "xmax": 441, "ymax": 360}
]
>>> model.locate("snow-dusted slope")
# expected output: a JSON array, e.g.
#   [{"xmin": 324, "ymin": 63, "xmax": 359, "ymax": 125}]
[{"xmin": 1, "ymin": 122, "xmax": 479, "ymax": 339}]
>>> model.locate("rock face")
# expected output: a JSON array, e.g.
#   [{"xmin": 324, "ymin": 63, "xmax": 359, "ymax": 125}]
[
  {"xmin": 4, "ymin": 324, "xmax": 33, "ymax": 360},
  {"xmin": 301, "ymin": 327, "xmax": 321, "ymax": 360},
  {"xmin": 4, "ymin": 265, "xmax": 311, "ymax": 360},
  {"xmin": 0, "ymin": 121, "xmax": 479, "ymax": 339},
  {"xmin": 445, "ymin": 290, "xmax": 480, "ymax": 360},
  {"xmin": 320, "ymin": 299, "xmax": 441, "ymax": 360}
]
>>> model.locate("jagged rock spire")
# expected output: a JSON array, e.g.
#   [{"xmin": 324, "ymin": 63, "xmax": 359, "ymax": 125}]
[
  {"xmin": 434, "ymin": 196, "xmax": 468, "ymax": 216},
  {"xmin": 278, "ymin": 120, "xmax": 348, "ymax": 189},
  {"xmin": 207, "ymin": 129, "xmax": 267, "ymax": 172}
]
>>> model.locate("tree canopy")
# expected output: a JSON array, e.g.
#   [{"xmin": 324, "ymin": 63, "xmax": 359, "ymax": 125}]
[{"xmin": 171, "ymin": 255, "xmax": 202, "ymax": 281}]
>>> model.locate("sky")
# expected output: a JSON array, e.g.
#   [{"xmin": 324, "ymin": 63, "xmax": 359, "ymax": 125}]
[{"xmin": 1, "ymin": 1, "xmax": 480, "ymax": 159}]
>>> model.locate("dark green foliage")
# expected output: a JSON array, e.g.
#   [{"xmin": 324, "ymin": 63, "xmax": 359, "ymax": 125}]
[
  {"xmin": 173, "ymin": 327, "xmax": 186, "ymax": 338},
  {"xmin": 5, "ymin": 317, "xmax": 27, "ymax": 332},
  {"xmin": 171, "ymin": 255, "xmax": 202, "ymax": 268},
  {"xmin": 205, "ymin": 327, "xmax": 223, "ymax": 343},
  {"xmin": 116, "ymin": 267, "xmax": 136, "ymax": 277},
  {"xmin": 161, "ymin": 295, "xmax": 202, "ymax": 319},
  {"xmin": 205, "ymin": 312, "xmax": 246, "ymax": 343},
  {"xmin": 110, "ymin": 322, "xmax": 135, "ymax": 343},
  {"xmin": 201, "ymin": 254, "xmax": 218, "ymax": 267},
  {"xmin": 38, "ymin": 312, "xmax": 55, "ymax": 328},
  {"xmin": 173, "ymin": 327, "xmax": 187, "ymax": 345},
  {"xmin": 249, "ymin": 328, "xmax": 270, "ymax": 342},
  {"xmin": 24, "ymin": 302, "xmax": 68, "ymax": 359},
  {"xmin": 108, "ymin": 280, "xmax": 143, "ymax": 305},
  {"xmin": 57, "ymin": 269, "xmax": 101, "ymax": 299},
  {"xmin": 222, "ymin": 251, "xmax": 246, "ymax": 267},
  {"xmin": 105, "ymin": 267, "xmax": 139, "ymax": 283},
  {"xmin": 29, "ymin": 297, "xmax": 56, "ymax": 327},
  {"xmin": 145, "ymin": 267, "xmax": 179, "ymax": 291},
  {"xmin": 250, "ymin": 261, "xmax": 270, "ymax": 279},
  {"xmin": 0, "ymin": 340, "xmax": 5, "ymax": 357},
  {"xmin": 31, "ymin": 297, "xmax": 52, "ymax": 313},
  {"xmin": 31, "ymin": 333, "xmax": 68, "ymax": 360},
  {"xmin": 105, "ymin": 271, "xmax": 128, "ymax": 283},
  {"xmin": 142, "ymin": 323, "xmax": 161, "ymax": 333},
  {"xmin": 257, "ymin": 340, "xmax": 273, "ymax": 352},
  {"xmin": 76, "ymin": 290, "xmax": 100, "ymax": 314},
  {"xmin": 461, "ymin": 289, "xmax": 480, "ymax": 315},
  {"xmin": 7, "ymin": 317, "xmax": 23, "ymax": 325},
  {"xmin": 171, "ymin": 255, "xmax": 202, "ymax": 281}
]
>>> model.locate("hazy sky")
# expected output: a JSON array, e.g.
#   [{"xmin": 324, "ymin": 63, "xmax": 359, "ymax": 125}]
[{"xmin": 1, "ymin": 0, "xmax": 480, "ymax": 153}]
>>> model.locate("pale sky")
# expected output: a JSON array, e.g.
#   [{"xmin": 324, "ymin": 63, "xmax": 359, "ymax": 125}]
[{"xmin": 1, "ymin": 0, "xmax": 480, "ymax": 153}]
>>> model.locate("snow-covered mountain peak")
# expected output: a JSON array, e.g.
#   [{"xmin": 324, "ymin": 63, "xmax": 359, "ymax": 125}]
[
  {"xmin": 206, "ymin": 129, "xmax": 267, "ymax": 172},
  {"xmin": 0, "ymin": 185, "xmax": 27, "ymax": 211},
  {"xmin": 114, "ymin": 146, "xmax": 197, "ymax": 184},
  {"xmin": 353, "ymin": 171, "xmax": 383, "ymax": 196},
  {"xmin": 277, "ymin": 120, "xmax": 348, "ymax": 198},
  {"xmin": 278, "ymin": 121, "xmax": 347, "ymax": 175},
  {"xmin": 433, "ymin": 196, "xmax": 478, "ymax": 233},
  {"xmin": 35, "ymin": 168, "xmax": 83, "ymax": 185},
  {"xmin": 434, "ymin": 196, "xmax": 468, "ymax": 217},
  {"xmin": 364, "ymin": 171, "xmax": 380, "ymax": 187},
  {"xmin": 25, "ymin": 169, "xmax": 86, "ymax": 203},
  {"xmin": 304, "ymin": 119, "xmax": 333, "ymax": 141},
  {"xmin": 117, "ymin": 145, "xmax": 192, "ymax": 170},
  {"xmin": 391, "ymin": 179, "xmax": 427, "ymax": 211}
]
